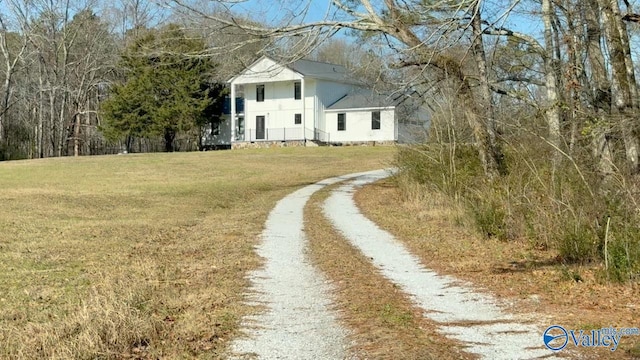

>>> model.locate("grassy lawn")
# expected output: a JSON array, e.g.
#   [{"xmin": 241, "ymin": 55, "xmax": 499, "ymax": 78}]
[{"xmin": 0, "ymin": 147, "xmax": 394, "ymax": 359}]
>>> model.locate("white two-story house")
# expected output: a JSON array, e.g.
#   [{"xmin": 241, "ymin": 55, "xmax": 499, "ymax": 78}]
[{"xmin": 224, "ymin": 56, "xmax": 398, "ymax": 147}]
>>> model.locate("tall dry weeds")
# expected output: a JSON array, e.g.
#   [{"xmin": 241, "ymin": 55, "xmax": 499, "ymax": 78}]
[
  {"xmin": 396, "ymin": 136, "xmax": 640, "ymax": 282},
  {"xmin": 1, "ymin": 262, "xmax": 164, "ymax": 359}
]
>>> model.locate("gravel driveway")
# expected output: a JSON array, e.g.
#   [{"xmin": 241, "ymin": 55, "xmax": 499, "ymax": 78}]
[
  {"xmin": 231, "ymin": 169, "xmax": 557, "ymax": 359},
  {"xmin": 230, "ymin": 170, "xmax": 383, "ymax": 359},
  {"xmin": 323, "ymin": 169, "xmax": 557, "ymax": 359}
]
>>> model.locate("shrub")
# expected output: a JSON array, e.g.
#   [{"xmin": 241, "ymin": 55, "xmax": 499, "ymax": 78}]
[
  {"xmin": 469, "ymin": 196, "xmax": 508, "ymax": 240},
  {"xmin": 395, "ymin": 133, "xmax": 640, "ymax": 283},
  {"xmin": 396, "ymin": 144, "xmax": 482, "ymax": 198}
]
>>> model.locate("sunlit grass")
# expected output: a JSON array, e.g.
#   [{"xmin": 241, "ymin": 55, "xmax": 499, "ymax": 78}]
[{"xmin": 0, "ymin": 147, "xmax": 394, "ymax": 359}]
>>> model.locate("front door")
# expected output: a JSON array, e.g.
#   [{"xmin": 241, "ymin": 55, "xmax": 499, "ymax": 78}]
[{"xmin": 256, "ymin": 116, "xmax": 265, "ymax": 140}]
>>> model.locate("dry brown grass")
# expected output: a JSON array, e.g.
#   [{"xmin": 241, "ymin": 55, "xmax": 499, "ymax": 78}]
[
  {"xmin": 304, "ymin": 186, "xmax": 473, "ymax": 360},
  {"xmin": 355, "ymin": 176, "xmax": 640, "ymax": 359},
  {"xmin": 0, "ymin": 147, "xmax": 394, "ymax": 359}
]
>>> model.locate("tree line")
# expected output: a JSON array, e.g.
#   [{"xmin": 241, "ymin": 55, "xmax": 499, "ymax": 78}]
[{"xmin": 0, "ymin": 0, "xmax": 266, "ymax": 160}]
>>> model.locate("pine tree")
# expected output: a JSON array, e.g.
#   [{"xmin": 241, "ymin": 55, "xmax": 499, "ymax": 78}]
[{"xmin": 100, "ymin": 25, "xmax": 217, "ymax": 152}]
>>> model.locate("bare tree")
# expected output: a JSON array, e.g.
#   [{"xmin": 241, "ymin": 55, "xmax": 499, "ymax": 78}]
[
  {"xmin": 541, "ymin": 0, "xmax": 561, "ymax": 165},
  {"xmin": 471, "ymin": 0, "xmax": 501, "ymax": 172},
  {"xmin": 584, "ymin": 0, "xmax": 615, "ymax": 175},
  {"xmin": 0, "ymin": 0, "xmax": 117, "ymax": 158},
  {"xmin": 599, "ymin": 0, "xmax": 639, "ymax": 172},
  {"xmin": 0, "ymin": 12, "xmax": 28, "ymax": 151}
]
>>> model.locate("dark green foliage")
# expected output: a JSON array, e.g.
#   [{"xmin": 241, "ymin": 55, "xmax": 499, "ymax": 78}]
[
  {"xmin": 557, "ymin": 224, "xmax": 597, "ymax": 264},
  {"xmin": 469, "ymin": 196, "xmax": 507, "ymax": 241},
  {"xmin": 100, "ymin": 25, "xmax": 219, "ymax": 152}
]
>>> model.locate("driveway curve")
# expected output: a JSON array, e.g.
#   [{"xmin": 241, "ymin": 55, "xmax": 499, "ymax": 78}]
[
  {"xmin": 231, "ymin": 169, "xmax": 558, "ymax": 359},
  {"xmin": 323, "ymin": 169, "xmax": 556, "ymax": 360}
]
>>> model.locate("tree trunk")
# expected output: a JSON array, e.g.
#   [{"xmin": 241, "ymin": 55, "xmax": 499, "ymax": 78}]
[
  {"xmin": 73, "ymin": 111, "xmax": 81, "ymax": 156},
  {"xmin": 431, "ymin": 56, "xmax": 500, "ymax": 179},
  {"xmin": 0, "ymin": 70, "xmax": 10, "ymax": 148},
  {"xmin": 387, "ymin": 2, "xmax": 501, "ymax": 179},
  {"xmin": 611, "ymin": 0, "xmax": 639, "ymax": 108},
  {"xmin": 599, "ymin": 0, "xmax": 639, "ymax": 172},
  {"xmin": 586, "ymin": 0, "xmax": 615, "ymax": 176},
  {"xmin": 38, "ymin": 74, "xmax": 45, "ymax": 158},
  {"xmin": 610, "ymin": 0, "xmax": 639, "ymax": 172},
  {"xmin": 471, "ymin": 0, "xmax": 502, "ymax": 174},
  {"xmin": 49, "ymin": 89, "xmax": 56, "ymax": 157},
  {"xmin": 542, "ymin": 0, "xmax": 562, "ymax": 167},
  {"xmin": 164, "ymin": 127, "xmax": 175, "ymax": 152},
  {"xmin": 563, "ymin": 1, "xmax": 588, "ymax": 152}
]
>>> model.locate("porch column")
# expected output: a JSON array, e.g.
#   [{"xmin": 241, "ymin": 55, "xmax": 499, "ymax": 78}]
[
  {"xmin": 230, "ymin": 82, "xmax": 236, "ymax": 143},
  {"xmin": 301, "ymin": 77, "xmax": 306, "ymax": 140}
]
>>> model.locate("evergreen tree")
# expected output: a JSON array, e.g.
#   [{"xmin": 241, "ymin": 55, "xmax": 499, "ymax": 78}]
[{"xmin": 100, "ymin": 25, "xmax": 217, "ymax": 152}]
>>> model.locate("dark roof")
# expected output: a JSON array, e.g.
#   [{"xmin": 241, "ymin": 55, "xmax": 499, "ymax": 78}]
[
  {"xmin": 327, "ymin": 90, "xmax": 397, "ymax": 110},
  {"xmin": 286, "ymin": 59, "xmax": 350, "ymax": 82},
  {"xmin": 228, "ymin": 56, "xmax": 362, "ymax": 84}
]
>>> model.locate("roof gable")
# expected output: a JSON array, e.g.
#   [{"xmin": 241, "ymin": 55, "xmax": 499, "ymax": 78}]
[
  {"xmin": 229, "ymin": 56, "xmax": 302, "ymax": 84},
  {"xmin": 229, "ymin": 56, "xmax": 358, "ymax": 85}
]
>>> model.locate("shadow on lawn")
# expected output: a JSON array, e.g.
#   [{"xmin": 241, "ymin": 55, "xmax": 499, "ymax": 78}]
[{"xmin": 492, "ymin": 255, "xmax": 564, "ymax": 274}]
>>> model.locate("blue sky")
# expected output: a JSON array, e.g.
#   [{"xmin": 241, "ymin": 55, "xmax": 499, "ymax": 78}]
[
  {"xmin": 226, "ymin": 0, "xmax": 332, "ymax": 25},
  {"xmin": 227, "ymin": 0, "xmax": 542, "ymax": 36}
]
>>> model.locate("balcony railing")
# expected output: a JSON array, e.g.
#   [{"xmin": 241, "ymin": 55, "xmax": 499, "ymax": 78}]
[
  {"xmin": 314, "ymin": 128, "xmax": 330, "ymax": 143},
  {"xmin": 246, "ymin": 127, "xmax": 304, "ymax": 142},
  {"xmin": 239, "ymin": 127, "xmax": 332, "ymax": 143}
]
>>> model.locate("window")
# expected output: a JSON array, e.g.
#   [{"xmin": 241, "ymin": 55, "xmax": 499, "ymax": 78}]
[
  {"xmin": 212, "ymin": 121, "xmax": 220, "ymax": 136},
  {"xmin": 294, "ymin": 81, "xmax": 301, "ymax": 100},
  {"xmin": 294, "ymin": 113, "xmax": 302, "ymax": 125},
  {"xmin": 371, "ymin": 111, "xmax": 381, "ymax": 130},
  {"xmin": 256, "ymin": 84, "xmax": 265, "ymax": 102},
  {"xmin": 337, "ymin": 113, "xmax": 346, "ymax": 131}
]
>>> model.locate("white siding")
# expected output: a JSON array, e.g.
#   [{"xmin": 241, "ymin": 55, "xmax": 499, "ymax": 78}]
[
  {"xmin": 229, "ymin": 57, "xmax": 398, "ymax": 143},
  {"xmin": 325, "ymin": 109, "xmax": 396, "ymax": 142},
  {"xmin": 244, "ymin": 81, "xmax": 306, "ymax": 140},
  {"xmin": 315, "ymin": 80, "xmax": 354, "ymax": 133},
  {"xmin": 201, "ymin": 116, "xmax": 233, "ymax": 146},
  {"xmin": 304, "ymin": 79, "xmax": 317, "ymax": 139}
]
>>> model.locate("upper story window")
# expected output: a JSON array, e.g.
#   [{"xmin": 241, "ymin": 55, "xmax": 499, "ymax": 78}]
[
  {"xmin": 294, "ymin": 81, "xmax": 301, "ymax": 100},
  {"xmin": 371, "ymin": 111, "xmax": 381, "ymax": 130},
  {"xmin": 256, "ymin": 84, "xmax": 265, "ymax": 102},
  {"xmin": 338, "ymin": 113, "xmax": 346, "ymax": 131}
]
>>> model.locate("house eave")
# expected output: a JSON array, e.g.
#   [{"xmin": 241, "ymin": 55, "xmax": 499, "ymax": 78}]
[
  {"xmin": 325, "ymin": 106, "xmax": 396, "ymax": 113},
  {"xmin": 228, "ymin": 55, "xmax": 306, "ymax": 85}
]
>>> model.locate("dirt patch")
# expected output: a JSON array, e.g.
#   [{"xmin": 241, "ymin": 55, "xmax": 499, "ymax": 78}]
[{"xmin": 355, "ymin": 179, "xmax": 640, "ymax": 359}]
